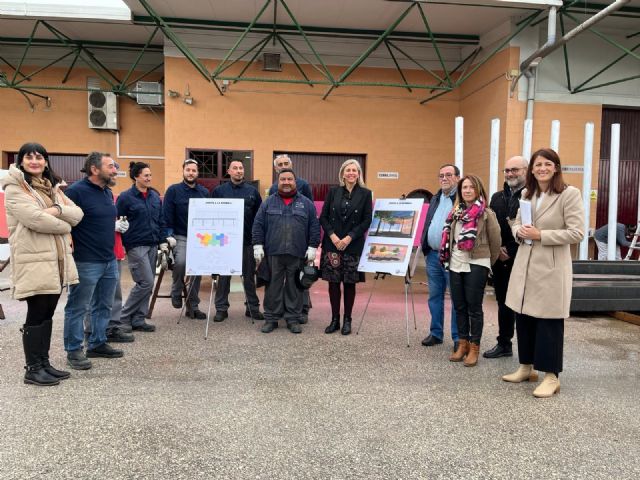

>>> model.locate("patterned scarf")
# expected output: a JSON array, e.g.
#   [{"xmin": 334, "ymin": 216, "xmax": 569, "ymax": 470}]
[
  {"xmin": 439, "ymin": 199, "xmax": 485, "ymax": 269},
  {"xmin": 30, "ymin": 176, "xmax": 65, "ymax": 283}
]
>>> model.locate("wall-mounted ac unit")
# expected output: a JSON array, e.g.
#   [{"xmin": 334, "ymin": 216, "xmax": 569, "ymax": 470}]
[
  {"xmin": 88, "ymin": 90, "xmax": 118, "ymax": 130},
  {"xmin": 134, "ymin": 81, "xmax": 163, "ymax": 106}
]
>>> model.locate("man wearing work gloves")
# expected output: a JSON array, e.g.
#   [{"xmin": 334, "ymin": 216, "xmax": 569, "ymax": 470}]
[
  {"xmin": 252, "ymin": 169, "xmax": 320, "ymax": 334},
  {"xmin": 162, "ymin": 159, "xmax": 210, "ymax": 319}
]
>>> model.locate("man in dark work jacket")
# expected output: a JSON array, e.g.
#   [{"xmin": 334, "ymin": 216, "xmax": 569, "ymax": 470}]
[
  {"xmin": 483, "ymin": 155, "xmax": 528, "ymax": 359},
  {"xmin": 210, "ymin": 160, "xmax": 263, "ymax": 322}
]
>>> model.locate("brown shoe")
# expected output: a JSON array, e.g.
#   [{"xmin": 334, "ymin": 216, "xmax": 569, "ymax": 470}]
[
  {"xmin": 449, "ymin": 339, "xmax": 469, "ymax": 362},
  {"xmin": 463, "ymin": 342, "xmax": 480, "ymax": 367}
]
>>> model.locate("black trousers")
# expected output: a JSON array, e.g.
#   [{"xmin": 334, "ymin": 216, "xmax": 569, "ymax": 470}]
[
  {"xmin": 263, "ymin": 255, "xmax": 304, "ymax": 325},
  {"xmin": 492, "ymin": 259, "xmax": 516, "ymax": 346},
  {"xmin": 25, "ymin": 293, "xmax": 61, "ymax": 327},
  {"xmin": 515, "ymin": 313, "xmax": 563, "ymax": 374},
  {"xmin": 449, "ymin": 264, "xmax": 488, "ymax": 344},
  {"xmin": 215, "ymin": 245, "xmax": 260, "ymax": 312}
]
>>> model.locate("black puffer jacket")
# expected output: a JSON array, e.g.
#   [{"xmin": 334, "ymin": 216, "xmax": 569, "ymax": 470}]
[{"xmin": 489, "ymin": 182, "xmax": 523, "ymax": 259}]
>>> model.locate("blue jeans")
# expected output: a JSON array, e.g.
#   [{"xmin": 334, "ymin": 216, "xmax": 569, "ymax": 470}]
[
  {"xmin": 64, "ymin": 259, "xmax": 118, "ymax": 352},
  {"xmin": 426, "ymin": 250, "xmax": 458, "ymax": 342}
]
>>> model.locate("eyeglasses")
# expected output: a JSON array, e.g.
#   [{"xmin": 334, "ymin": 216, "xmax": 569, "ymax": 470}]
[
  {"xmin": 438, "ymin": 173, "xmax": 455, "ymax": 179},
  {"xmin": 503, "ymin": 167, "xmax": 524, "ymax": 174}
]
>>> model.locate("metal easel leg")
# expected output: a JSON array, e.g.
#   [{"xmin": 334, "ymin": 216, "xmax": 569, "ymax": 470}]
[
  {"xmin": 178, "ymin": 276, "xmax": 196, "ymax": 325},
  {"xmin": 356, "ymin": 274, "xmax": 379, "ymax": 335},
  {"xmin": 241, "ymin": 275, "xmax": 256, "ymax": 324},
  {"xmin": 404, "ymin": 280, "xmax": 410, "ymax": 347},
  {"xmin": 204, "ymin": 275, "xmax": 215, "ymax": 339}
]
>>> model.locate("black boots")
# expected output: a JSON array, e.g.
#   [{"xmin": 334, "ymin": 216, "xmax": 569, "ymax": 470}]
[
  {"xmin": 41, "ymin": 320, "xmax": 71, "ymax": 380},
  {"xmin": 325, "ymin": 315, "xmax": 340, "ymax": 334},
  {"xmin": 22, "ymin": 323, "xmax": 60, "ymax": 386},
  {"xmin": 341, "ymin": 316, "xmax": 352, "ymax": 335}
]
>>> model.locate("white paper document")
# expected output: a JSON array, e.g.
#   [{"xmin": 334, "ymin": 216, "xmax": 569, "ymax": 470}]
[
  {"xmin": 519, "ymin": 199, "xmax": 533, "ymax": 245},
  {"xmin": 185, "ymin": 198, "xmax": 244, "ymax": 275}
]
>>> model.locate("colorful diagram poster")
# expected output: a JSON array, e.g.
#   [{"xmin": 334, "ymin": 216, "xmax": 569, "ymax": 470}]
[
  {"xmin": 185, "ymin": 198, "xmax": 244, "ymax": 275},
  {"xmin": 358, "ymin": 198, "xmax": 425, "ymax": 276}
]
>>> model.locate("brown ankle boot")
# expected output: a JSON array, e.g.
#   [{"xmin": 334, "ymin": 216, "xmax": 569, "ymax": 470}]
[
  {"xmin": 449, "ymin": 339, "xmax": 469, "ymax": 362},
  {"xmin": 463, "ymin": 342, "xmax": 480, "ymax": 367}
]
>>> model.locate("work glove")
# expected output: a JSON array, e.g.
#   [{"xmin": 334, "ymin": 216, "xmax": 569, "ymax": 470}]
[
  {"xmin": 159, "ymin": 242, "xmax": 169, "ymax": 253},
  {"xmin": 115, "ymin": 216, "xmax": 129, "ymax": 234},
  {"xmin": 159, "ymin": 251, "xmax": 169, "ymax": 271},
  {"xmin": 166, "ymin": 236, "xmax": 177, "ymax": 249},
  {"xmin": 305, "ymin": 246, "xmax": 317, "ymax": 263},
  {"xmin": 253, "ymin": 245, "xmax": 264, "ymax": 263}
]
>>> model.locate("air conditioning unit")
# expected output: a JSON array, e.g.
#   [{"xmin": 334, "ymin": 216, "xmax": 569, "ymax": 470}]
[
  {"xmin": 134, "ymin": 81, "xmax": 163, "ymax": 106},
  {"xmin": 88, "ymin": 91, "xmax": 118, "ymax": 130}
]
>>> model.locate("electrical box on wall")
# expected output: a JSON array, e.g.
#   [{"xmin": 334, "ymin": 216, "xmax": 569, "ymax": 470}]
[{"xmin": 88, "ymin": 90, "xmax": 118, "ymax": 130}]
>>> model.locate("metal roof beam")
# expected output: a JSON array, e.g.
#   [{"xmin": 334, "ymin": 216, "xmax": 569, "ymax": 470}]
[{"xmin": 132, "ymin": 15, "xmax": 480, "ymax": 44}]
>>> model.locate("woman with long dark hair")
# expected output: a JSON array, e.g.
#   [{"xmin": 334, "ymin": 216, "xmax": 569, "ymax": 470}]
[
  {"xmin": 440, "ymin": 174, "xmax": 501, "ymax": 366},
  {"xmin": 1, "ymin": 142, "xmax": 83, "ymax": 385},
  {"xmin": 116, "ymin": 161, "xmax": 163, "ymax": 332},
  {"xmin": 319, "ymin": 159, "xmax": 372, "ymax": 335},
  {"xmin": 503, "ymin": 148, "xmax": 584, "ymax": 398}
]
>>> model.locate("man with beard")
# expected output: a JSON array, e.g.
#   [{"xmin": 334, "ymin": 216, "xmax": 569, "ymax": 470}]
[
  {"xmin": 63, "ymin": 152, "xmax": 122, "ymax": 370},
  {"xmin": 163, "ymin": 159, "xmax": 210, "ymax": 319},
  {"xmin": 253, "ymin": 169, "xmax": 320, "ymax": 334},
  {"xmin": 210, "ymin": 160, "xmax": 263, "ymax": 322},
  {"xmin": 483, "ymin": 155, "xmax": 528, "ymax": 359}
]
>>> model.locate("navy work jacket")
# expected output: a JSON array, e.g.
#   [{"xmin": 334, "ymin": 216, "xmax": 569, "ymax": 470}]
[
  {"xmin": 210, "ymin": 180, "xmax": 262, "ymax": 245},
  {"xmin": 116, "ymin": 185, "xmax": 163, "ymax": 250},
  {"xmin": 252, "ymin": 192, "xmax": 320, "ymax": 258},
  {"xmin": 163, "ymin": 181, "xmax": 210, "ymax": 237}
]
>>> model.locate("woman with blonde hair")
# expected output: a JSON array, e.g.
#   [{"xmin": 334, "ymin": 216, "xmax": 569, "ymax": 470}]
[
  {"xmin": 1, "ymin": 142, "xmax": 83, "ymax": 386},
  {"xmin": 319, "ymin": 159, "xmax": 372, "ymax": 335},
  {"xmin": 440, "ymin": 174, "xmax": 500, "ymax": 366}
]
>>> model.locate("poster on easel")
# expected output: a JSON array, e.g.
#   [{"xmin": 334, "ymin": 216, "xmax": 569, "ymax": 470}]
[
  {"xmin": 358, "ymin": 198, "xmax": 425, "ymax": 276},
  {"xmin": 185, "ymin": 198, "xmax": 244, "ymax": 275}
]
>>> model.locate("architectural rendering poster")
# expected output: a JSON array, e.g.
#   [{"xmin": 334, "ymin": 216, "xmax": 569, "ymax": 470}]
[
  {"xmin": 358, "ymin": 198, "xmax": 424, "ymax": 276},
  {"xmin": 186, "ymin": 198, "xmax": 244, "ymax": 276}
]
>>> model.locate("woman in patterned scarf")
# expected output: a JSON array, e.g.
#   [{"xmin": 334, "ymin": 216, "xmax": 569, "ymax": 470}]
[{"xmin": 439, "ymin": 175, "xmax": 500, "ymax": 366}]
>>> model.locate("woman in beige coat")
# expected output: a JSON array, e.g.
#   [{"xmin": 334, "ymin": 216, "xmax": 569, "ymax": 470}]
[
  {"xmin": 2, "ymin": 142, "xmax": 83, "ymax": 386},
  {"xmin": 503, "ymin": 148, "xmax": 584, "ymax": 398},
  {"xmin": 440, "ymin": 175, "xmax": 501, "ymax": 367}
]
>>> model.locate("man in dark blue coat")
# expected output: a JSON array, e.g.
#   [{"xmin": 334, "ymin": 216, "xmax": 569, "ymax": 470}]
[
  {"xmin": 484, "ymin": 155, "xmax": 527, "ymax": 359},
  {"xmin": 253, "ymin": 169, "xmax": 320, "ymax": 334},
  {"xmin": 268, "ymin": 154, "xmax": 314, "ymax": 322},
  {"xmin": 163, "ymin": 159, "xmax": 210, "ymax": 319},
  {"xmin": 210, "ymin": 160, "xmax": 263, "ymax": 322},
  {"xmin": 64, "ymin": 152, "xmax": 123, "ymax": 369}
]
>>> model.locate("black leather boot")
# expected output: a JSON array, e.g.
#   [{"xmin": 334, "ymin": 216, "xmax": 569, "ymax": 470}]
[
  {"xmin": 325, "ymin": 315, "xmax": 340, "ymax": 334},
  {"xmin": 341, "ymin": 316, "xmax": 352, "ymax": 335},
  {"xmin": 41, "ymin": 320, "xmax": 71, "ymax": 380},
  {"xmin": 22, "ymin": 325, "xmax": 60, "ymax": 386}
]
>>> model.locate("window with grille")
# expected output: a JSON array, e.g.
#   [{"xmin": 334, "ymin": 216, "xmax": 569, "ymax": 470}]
[{"xmin": 186, "ymin": 149, "xmax": 253, "ymax": 180}]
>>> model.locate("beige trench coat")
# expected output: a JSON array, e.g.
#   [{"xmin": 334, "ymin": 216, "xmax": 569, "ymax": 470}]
[
  {"xmin": 505, "ymin": 185, "xmax": 584, "ymax": 319},
  {"xmin": 1, "ymin": 165, "xmax": 84, "ymax": 299}
]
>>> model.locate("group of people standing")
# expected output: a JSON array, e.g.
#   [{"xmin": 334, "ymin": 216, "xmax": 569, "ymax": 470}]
[
  {"xmin": 3, "ymin": 142, "xmax": 584, "ymax": 399},
  {"xmin": 421, "ymin": 149, "xmax": 584, "ymax": 397}
]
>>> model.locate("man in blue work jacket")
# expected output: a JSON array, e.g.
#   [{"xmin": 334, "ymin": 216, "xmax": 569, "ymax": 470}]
[
  {"xmin": 210, "ymin": 160, "xmax": 263, "ymax": 322},
  {"xmin": 163, "ymin": 158, "xmax": 210, "ymax": 319},
  {"xmin": 253, "ymin": 169, "xmax": 320, "ymax": 334}
]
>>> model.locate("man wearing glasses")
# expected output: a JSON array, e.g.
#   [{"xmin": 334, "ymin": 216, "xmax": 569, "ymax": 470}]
[
  {"xmin": 420, "ymin": 164, "xmax": 460, "ymax": 350},
  {"xmin": 483, "ymin": 155, "xmax": 528, "ymax": 359},
  {"xmin": 268, "ymin": 154, "xmax": 313, "ymax": 201}
]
